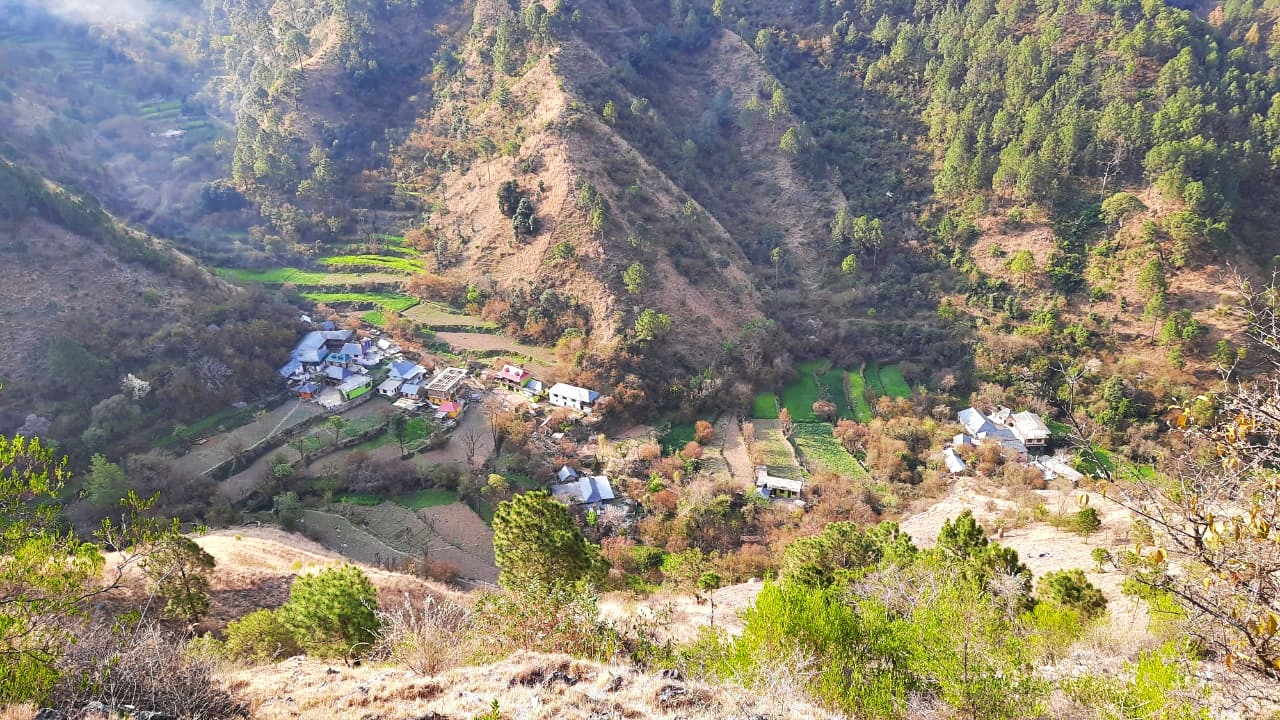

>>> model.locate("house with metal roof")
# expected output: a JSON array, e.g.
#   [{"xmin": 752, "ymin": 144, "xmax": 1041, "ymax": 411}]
[
  {"xmin": 549, "ymin": 474, "xmax": 615, "ymax": 505},
  {"xmin": 755, "ymin": 466, "xmax": 805, "ymax": 498},
  {"xmin": 943, "ymin": 447, "xmax": 968, "ymax": 474},
  {"xmin": 496, "ymin": 364, "xmax": 532, "ymax": 386},
  {"xmin": 389, "ymin": 360, "xmax": 428, "ymax": 383},
  {"xmin": 377, "ymin": 378, "xmax": 404, "ymax": 397},
  {"xmin": 1010, "ymin": 411, "xmax": 1051, "ymax": 447},
  {"xmin": 547, "ymin": 383, "xmax": 600, "ymax": 411}
]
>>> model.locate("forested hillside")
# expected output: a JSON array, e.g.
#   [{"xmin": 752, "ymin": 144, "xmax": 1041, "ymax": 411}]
[{"xmin": 6, "ymin": 0, "xmax": 1278, "ymax": 421}]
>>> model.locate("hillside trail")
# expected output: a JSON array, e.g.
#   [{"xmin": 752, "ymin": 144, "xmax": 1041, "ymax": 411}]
[{"xmin": 714, "ymin": 415, "xmax": 755, "ymax": 488}]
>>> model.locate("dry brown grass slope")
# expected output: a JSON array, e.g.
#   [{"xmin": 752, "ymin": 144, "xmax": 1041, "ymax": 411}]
[{"xmin": 224, "ymin": 650, "xmax": 843, "ymax": 720}]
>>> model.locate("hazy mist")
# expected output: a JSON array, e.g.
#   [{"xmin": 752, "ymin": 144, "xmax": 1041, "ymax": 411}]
[{"xmin": 18, "ymin": 0, "xmax": 159, "ymax": 25}]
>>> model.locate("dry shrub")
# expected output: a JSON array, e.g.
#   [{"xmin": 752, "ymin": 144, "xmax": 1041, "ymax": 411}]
[
  {"xmin": 680, "ymin": 442, "xmax": 703, "ymax": 460},
  {"xmin": 0, "ymin": 705, "xmax": 36, "ymax": 720},
  {"xmin": 375, "ymin": 596, "xmax": 474, "ymax": 675},
  {"xmin": 51, "ymin": 622, "xmax": 246, "ymax": 718},
  {"xmin": 1002, "ymin": 462, "xmax": 1048, "ymax": 490},
  {"xmin": 600, "ymin": 536, "xmax": 638, "ymax": 572},
  {"xmin": 715, "ymin": 544, "xmax": 775, "ymax": 581},
  {"xmin": 694, "ymin": 420, "xmax": 715, "ymax": 445}
]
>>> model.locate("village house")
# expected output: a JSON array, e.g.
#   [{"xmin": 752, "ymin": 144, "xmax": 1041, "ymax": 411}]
[
  {"xmin": 550, "ymin": 473, "xmax": 616, "ymax": 505},
  {"xmin": 425, "ymin": 367, "xmax": 469, "ymax": 405},
  {"xmin": 399, "ymin": 380, "xmax": 423, "ymax": 399},
  {"xmin": 337, "ymin": 374, "xmax": 372, "ymax": 401},
  {"xmin": 547, "ymin": 382, "xmax": 600, "ymax": 412},
  {"xmin": 1009, "ymin": 411, "xmax": 1051, "ymax": 448},
  {"xmin": 755, "ymin": 466, "xmax": 805, "ymax": 499},
  {"xmin": 377, "ymin": 377, "xmax": 404, "ymax": 398},
  {"xmin": 389, "ymin": 360, "xmax": 429, "ymax": 383},
  {"xmin": 496, "ymin": 363, "xmax": 532, "ymax": 387},
  {"xmin": 956, "ymin": 406, "xmax": 1029, "ymax": 461},
  {"xmin": 278, "ymin": 329, "xmax": 355, "ymax": 379},
  {"xmin": 520, "ymin": 378, "xmax": 546, "ymax": 400}
]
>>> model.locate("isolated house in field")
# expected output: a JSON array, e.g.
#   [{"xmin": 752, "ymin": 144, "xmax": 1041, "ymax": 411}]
[
  {"xmin": 389, "ymin": 360, "xmax": 428, "ymax": 383},
  {"xmin": 425, "ymin": 367, "xmax": 469, "ymax": 404},
  {"xmin": 755, "ymin": 466, "xmax": 805, "ymax": 499},
  {"xmin": 496, "ymin": 364, "xmax": 532, "ymax": 387},
  {"xmin": 1009, "ymin": 411, "xmax": 1051, "ymax": 448},
  {"xmin": 548, "ymin": 383, "xmax": 600, "ymax": 412},
  {"xmin": 377, "ymin": 378, "xmax": 404, "ymax": 398}
]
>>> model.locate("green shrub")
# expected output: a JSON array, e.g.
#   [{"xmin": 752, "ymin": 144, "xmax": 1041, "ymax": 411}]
[
  {"xmin": 281, "ymin": 565, "xmax": 381, "ymax": 659},
  {"xmin": 221, "ymin": 609, "xmax": 302, "ymax": 663},
  {"xmin": 1037, "ymin": 569, "xmax": 1107, "ymax": 619},
  {"xmin": 1072, "ymin": 507, "xmax": 1101, "ymax": 535}
]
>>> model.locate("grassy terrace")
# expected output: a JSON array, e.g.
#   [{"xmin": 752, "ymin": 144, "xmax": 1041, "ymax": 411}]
[
  {"xmin": 752, "ymin": 392, "xmax": 779, "ymax": 419},
  {"xmin": 846, "ymin": 371, "xmax": 873, "ymax": 422},
  {"xmin": 320, "ymin": 254, "xmax": 424, "ymax": 274},
  {"xmin": 300, "ymin": 291, "xmax": 418, "ymax": 312},
  {"xmin": 793, "ymin": 423, "xmax": 867, "ymax": 478},
  {"xmin": 403, "ymin": 303, "xmax": 498, "ymax": 329}
]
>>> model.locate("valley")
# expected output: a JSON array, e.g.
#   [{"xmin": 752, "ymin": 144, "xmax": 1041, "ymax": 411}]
[{"xmin": 4, "ymin": 0, "xmax": 1280, "ymax": 716}]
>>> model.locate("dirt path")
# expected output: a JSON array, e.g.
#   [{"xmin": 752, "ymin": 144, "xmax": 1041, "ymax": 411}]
[
  {"xmin": 174, "ymin": 400, "xmax": 326, "ymax": 477},
  {"xmin": 217, "ymin": 400, "xmax": 391, "ymax": 502},
  {"xmin": 413, "ymin": 407, "xmax": 494, "ymax": 470},
  {"xmin": 715, "ymin": 415, "xmax": 755, "ymax": 489}
]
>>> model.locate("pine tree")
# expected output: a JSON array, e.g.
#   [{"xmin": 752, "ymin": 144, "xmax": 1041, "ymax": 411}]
[
  {"xmin": 141, "ymin": 536, "xmax": 216, "ymax": 622},
  {"xmin": 281, "ymin": 564, "xmax": 380, "ymax": 659},
  {"xmin": 492, "ymin": 490, "xmax": 608, "ymax": 589}
]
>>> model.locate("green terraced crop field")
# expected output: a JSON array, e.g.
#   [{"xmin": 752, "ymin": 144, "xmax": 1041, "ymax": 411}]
[
  {"xmin": 320, "ymin": 254, "xmax": 424, "ymax": 274},
  {"xmin": 300, "ymin": 291, "xmax": 419, "ymax": 312}
]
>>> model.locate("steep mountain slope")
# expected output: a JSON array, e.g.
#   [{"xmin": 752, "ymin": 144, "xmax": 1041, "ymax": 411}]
[{"xmin": 0, "ymin": 158, "xmax": 296, "ymax": 453}]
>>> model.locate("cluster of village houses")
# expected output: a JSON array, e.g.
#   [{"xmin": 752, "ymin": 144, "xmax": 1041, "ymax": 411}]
[
  {"xmin": 277, "ymin": 323, "xmax": 1080, "ymax": 512},
  {"xmin": 945, "ymin": 406, "xmax": 1083, "ymax": 484},
  {"xmin": 276, "ymin": 320, "xmax": 602, "ymax": 429}
]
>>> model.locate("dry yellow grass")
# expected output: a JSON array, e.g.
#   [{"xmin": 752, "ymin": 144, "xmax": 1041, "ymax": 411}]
[{"xmin": 223, "ymin": 650, "xmax": 843, "ymax": 720}]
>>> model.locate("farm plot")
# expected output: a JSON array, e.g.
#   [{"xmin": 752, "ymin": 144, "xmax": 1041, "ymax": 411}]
[
  {"xmin": 320, "ymin": 254, "xmax": 424, "ymax": 274},
  {"xmin": 793, "ymin": 423, "xmax": 867, "ymax": 478},
  {"xmin": 845, "ymin": 371, "xmax": 873, "ymax": 422},
  {"xmin": 876, "ymin": 364, "xmax": 913, "ymax": 398},
  {"xmin": 779, "ymin": 360, "xmax": 825, "ymax": 421},
  {"xmin": 750, "ymin": 421, "xmax": 804, "ymax": 480},
  {"xmin": 752, "ymin": 392, "xmax": 779, "ymax": 419},
  {"xmin": 432, "ymin": 331, "xmax": 556, "ymax": 365},
  {"xmin": 403, "ymin": 303, "xmax": 498, "ymax": 329},
  {"xmin": 300, "ymin": 291, "xmax": 419, "ymax": 312},
  {"xmin": 216, "ymin": 267, "xmax": 406, "ymax": 287}
]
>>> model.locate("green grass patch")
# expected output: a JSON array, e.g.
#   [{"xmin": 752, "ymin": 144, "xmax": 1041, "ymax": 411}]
[
  {"xmin": 182, "ymin": 406, "xmax": 256, "ymax": 437},
  {"xmin": 320, "ymin": 254, "xmax": 424, "ymax": 274},
  {"xmin": 336, "ymin": 493, "xmax": 383, "ymax": 506},
  {"xmin": 216, "ymin": 267, "xmax": 332, "ymax": 285},
  {"xmin": 660, "ymin": 418, "xmax": 715, "ymax": 454},
  {"xmin": 793, "ymin": 423, "xmax": 867, "ymax": 478},
  {"xmin": 814, "ymin": 366, "xmax": 853, "ymax": 419},
  {"xmin": 780, "ymin": 360, "xmax": 825, "ymax": 421},
  {"xmin": 391, "ymin": 488, "xmax": 458, "ymax": 509},
  {"xmin": 877, "ymin": 364, "xmax": 912, "ymax": 399},
  {"xmin": 752, "ymin": 392, "xmax": 779, "ymax": 419},
  {"xmin": 845, "ymin": 371, "xmax": 873, "ymax": 422},
  {"xmin": 864, "ymin": 362, "xmax": 888, "ymax": 396},
  {"xmin": 1045, "ymin": 418, "xmax": 1073, "ymax": 438},
  {"xmin": 360, "ymin": 310, "xmax": 386, "ymax": 327},
  {"xmin": 300, "ymin": 291, "xmax": 419, "ymax": 312},
  {"xmin": 756, "ymin": 430, "xmax": 797, "ymax": 468}
]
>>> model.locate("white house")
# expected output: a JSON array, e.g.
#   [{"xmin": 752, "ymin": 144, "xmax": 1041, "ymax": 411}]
[
  {"xmin": 549, "ymin": 474, "xmax": 615, "ymax": 505},
  {"xmin": 1010, "ymin": 411, "xmax": 1051, "ymax": 447},
  {"xmin": 548, "ymin": 383, "xmax": 600, "ymax": 411},
  {"xmin": 377, "ymin": 378, "xmax": 404, "ymax": 398},
  {"xmin": 755, "ymin": 466, "xmax": 804, "ymax": 498}
]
